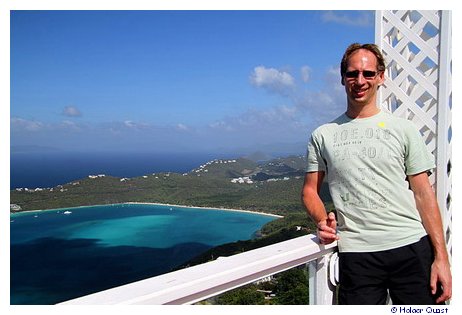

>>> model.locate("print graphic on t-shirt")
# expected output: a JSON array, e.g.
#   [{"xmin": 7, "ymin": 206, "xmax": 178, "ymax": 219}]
[{"xmin": 331, "ymin": 126, "xmax": 393, "ymax": 211}]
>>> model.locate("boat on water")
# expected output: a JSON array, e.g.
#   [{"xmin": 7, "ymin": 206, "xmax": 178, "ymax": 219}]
[{"xmin": 63, "ymin": 211, "xmax": 72, "ymax": 215}]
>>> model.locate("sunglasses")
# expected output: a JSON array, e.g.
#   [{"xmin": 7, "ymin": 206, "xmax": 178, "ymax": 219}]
[{"xmin": 344, "ymin": 70, "xmax": 378, "ymax": 79}]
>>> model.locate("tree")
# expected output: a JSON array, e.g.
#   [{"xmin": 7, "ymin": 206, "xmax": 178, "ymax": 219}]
[
  {"xmin": 276, "ymin": 283, "xmax": 309, "ymax": 305},
  {"xmin": 274, "ymin": 268, "xmax": 309, "ymax": 305},
  {"xmin": 216, "ymin": 285, "xmax": 266, "ymax": 305}
]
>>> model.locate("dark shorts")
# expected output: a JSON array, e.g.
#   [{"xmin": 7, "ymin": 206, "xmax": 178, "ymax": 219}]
[{"xmin": 338, "ymin": 236, "xmax": 439, "ymax": 305}]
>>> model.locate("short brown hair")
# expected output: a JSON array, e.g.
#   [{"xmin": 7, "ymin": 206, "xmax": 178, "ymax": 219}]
[{"xmin": 340, "ymin": 43, "xmax": 386, "ymax": 78}]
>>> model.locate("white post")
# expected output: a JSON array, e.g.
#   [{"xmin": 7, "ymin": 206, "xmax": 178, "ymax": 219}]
[
  {"xmin": 308, "ymin": 253, "xmax": 336, "ymax": 305},
  {"xmin": 435, "ymin": 10, "xmax": 452, "ymax": 254}
]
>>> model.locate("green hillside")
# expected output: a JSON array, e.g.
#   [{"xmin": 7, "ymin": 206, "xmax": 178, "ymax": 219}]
[{"xmin": 10, "ymin": 155, "xmax": 332, "ymax": 215}]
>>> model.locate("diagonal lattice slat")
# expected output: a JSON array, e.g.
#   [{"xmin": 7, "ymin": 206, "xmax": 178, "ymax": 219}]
[{"xmin": 375, "ymin": 10, "xmax": 452, "ymax": 258}]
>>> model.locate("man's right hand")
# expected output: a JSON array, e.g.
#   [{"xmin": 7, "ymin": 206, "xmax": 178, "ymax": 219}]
[{"xmin": 317, "ymin": 212, "xmax": 339, "ymax": 245}]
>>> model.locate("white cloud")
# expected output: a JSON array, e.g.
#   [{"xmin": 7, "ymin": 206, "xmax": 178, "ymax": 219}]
[
  {"xmin": 121, "ymin": 120, "xmax": 152, "ymax": 130},
  {"xmin": 247, "ymin": 63, "xmax": 345, "ymax": 127},
  {"xmin": 176, "ymin": 123, "xmax": 189, "ymax": 131},
  {"xmin": 250, "ymin": 66, "xmax": 295, "ymax": 95},
  {"xmin": 209, "ymin": 105, "xmax": 299, "ymax": 134},
  {"xmin": 11, "ymin": 117, "xmax": 87, "ymax": 134},
  {"xmin": 293, "ymin": 67, "xmax": 346, "ymax": 124},
  {"xmin": 321, "ymin": 11, "xmax": 373, "ymax": 27},
  {"xmin": 11, "ymin": 117, "xmax": 45, "ymax": 132},
  {"xmin": 325, "ymin": 66, "xmax": 344, "ymax": 93},
  {"xmin": 209, "ymin": 120, "xmax": 234, "ymax": 132},
  {"xmin": 301, "ymin": 65, "xmax": 312, "ymax": 83},
  {"xmin": 60, "ymin": 120, "xmax": 82, "ymax": 131},
  {"xmin": 11, "ymin": 65, "xmax": 348, "ymax": 153},
  {"xmin": 62, "ymin": 106, "xmax": 82, "ymax": 117},
  {"xmin": 124, "ymin": 120, "xmax": 136, "ymax": 128}
]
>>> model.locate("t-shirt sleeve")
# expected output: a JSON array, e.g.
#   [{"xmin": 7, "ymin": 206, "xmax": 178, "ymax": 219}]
[
  {"xmin": 306, "ymin": 131, "xmax": 327, "ymax": 173},
  {"xmin": 404, "ymin": 122, "xmax": 436, "ymax": 175}
]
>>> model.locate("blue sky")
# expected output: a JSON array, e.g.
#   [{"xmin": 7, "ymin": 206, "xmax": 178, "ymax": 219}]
[{"xmin": 11, "ymin": 10, "xmax": 375, "ymax": 154}]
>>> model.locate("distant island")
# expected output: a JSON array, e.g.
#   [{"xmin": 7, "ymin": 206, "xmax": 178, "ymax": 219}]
[{"xmin": 10, "ymin": 155, "xmax": 332, "ymax": 216}]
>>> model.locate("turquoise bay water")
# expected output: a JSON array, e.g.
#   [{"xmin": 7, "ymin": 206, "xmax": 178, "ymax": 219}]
[{"xmin": 10, "ymin": 204, "xmax": 276, "ymax": 305}]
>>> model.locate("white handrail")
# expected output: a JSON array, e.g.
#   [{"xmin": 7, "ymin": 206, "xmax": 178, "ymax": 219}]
[{"xmin": 59, "ymin": 234, "xmax": 337, "ymax": 305}]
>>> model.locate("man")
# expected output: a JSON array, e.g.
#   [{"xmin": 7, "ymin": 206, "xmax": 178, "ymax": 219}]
[{"xmin": 302, "ymin": 43, "xmax": 452, "ymax": 304}]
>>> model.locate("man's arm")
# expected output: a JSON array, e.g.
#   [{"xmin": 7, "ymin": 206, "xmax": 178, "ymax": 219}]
[
  {"xmin": 302, "ymin": 171, "xmax": 338, "ymax": 244},
  {"xmin": 408, "ymin": 172, "xmax": 452, "ymax": 303}
]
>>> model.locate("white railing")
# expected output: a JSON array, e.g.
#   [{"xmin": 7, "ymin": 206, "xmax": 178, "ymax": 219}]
[{"xmin": 59, "ymin": 234, "xmax": 338, "ymax": 305}]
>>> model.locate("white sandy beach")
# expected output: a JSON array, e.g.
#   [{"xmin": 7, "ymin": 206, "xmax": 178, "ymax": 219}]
[{"xmin": 124, "ymin": 202, "xmax": 284, "ymax": 218}]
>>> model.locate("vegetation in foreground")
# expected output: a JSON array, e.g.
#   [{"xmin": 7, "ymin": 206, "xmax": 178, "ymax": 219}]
[{"xmin": 179, "ymin": 212, "xmax": 331, "ymax": 305}]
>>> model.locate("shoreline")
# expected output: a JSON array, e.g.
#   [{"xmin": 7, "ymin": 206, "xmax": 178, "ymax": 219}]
[
  {"xmin": 125, "ymin": 202, "xmax": 284, "ymax": 218},
  {"xmin": 10, "ymin": 202, "xmax": 284, "ymax": 218}
]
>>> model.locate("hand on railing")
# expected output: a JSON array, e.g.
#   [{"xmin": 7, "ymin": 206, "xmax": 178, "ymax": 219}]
[{"xmin": 317, "ymin": 212, "xmax": 339, "ymax": 245}]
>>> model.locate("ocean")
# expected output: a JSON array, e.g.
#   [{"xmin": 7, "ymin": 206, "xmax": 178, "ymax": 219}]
[
  {"xmin": 10, "ymin": 151, "xmax": 230, "ymax": 189},
  {"xmin": 10, "ymin": 151, "xmax": 278, "ymax": 304},
  {"xmin": 10, "ymin": 203, "xmax": 277, "ymax": 305}
]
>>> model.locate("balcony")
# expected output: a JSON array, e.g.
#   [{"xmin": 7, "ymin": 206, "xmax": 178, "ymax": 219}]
[{"xmin": 59, "ymin": 234, "xmax": 338, "ymax": 305}]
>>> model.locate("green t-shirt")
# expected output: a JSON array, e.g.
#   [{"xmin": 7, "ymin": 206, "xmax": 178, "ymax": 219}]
[{"xmin": 306, "ymin": 110, "xmax": 434, "ymax": 252}]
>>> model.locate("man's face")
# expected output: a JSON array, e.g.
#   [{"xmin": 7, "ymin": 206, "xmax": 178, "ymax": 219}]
[{"xmin": 343, "ymin": 49, "xmax": 384, "ymax": 107}]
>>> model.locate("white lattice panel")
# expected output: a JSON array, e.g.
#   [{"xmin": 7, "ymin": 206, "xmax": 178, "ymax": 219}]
[{"xmin": 375, "ymin": 10, "xmax": 452, "ymax": 257}]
